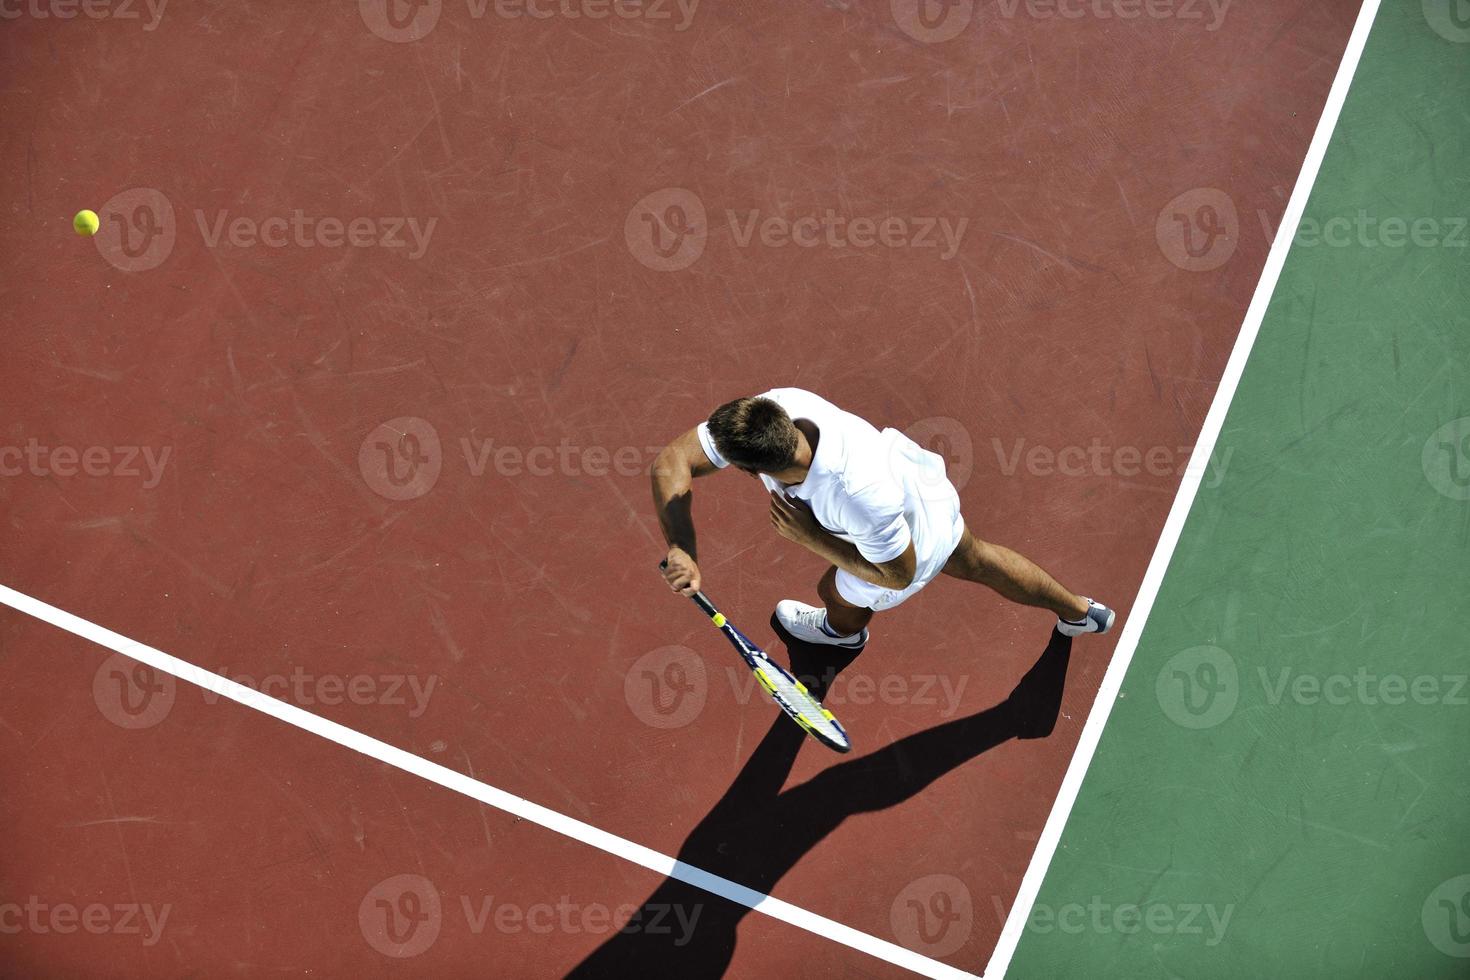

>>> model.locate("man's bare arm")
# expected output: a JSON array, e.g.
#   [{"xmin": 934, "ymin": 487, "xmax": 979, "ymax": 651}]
[
  {"xmin": 768, "ymin": 491, "xmax": 917, "ymax": 590},
  {"xmin": 806, "ymin": 534, "xmax": 917, "ymax": 591},
  {"xmin": 651, "ymin": 427, "xmax": 719, "ymax": 594}
]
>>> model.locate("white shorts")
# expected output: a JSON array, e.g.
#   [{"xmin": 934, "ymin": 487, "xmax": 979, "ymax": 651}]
[{"xmin": 833, "ymin": 428, "xmax": 966, "ymax": 612}]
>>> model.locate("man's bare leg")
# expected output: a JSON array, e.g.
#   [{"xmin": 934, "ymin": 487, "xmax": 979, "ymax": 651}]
[
  {"xmin": 941, "ymin": 527, "xmax": 1089, "ymax": 621},
  {"xmin": 772, "ymin": 566, "xmax": 874, "ymax": 649},
  {"xmin": 816, "ymin": 565, "xmax": 875, "ymax": 637}
]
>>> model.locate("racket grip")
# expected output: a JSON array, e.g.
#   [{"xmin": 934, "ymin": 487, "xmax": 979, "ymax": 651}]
[{"xmin": 658, "ymin": 560, "xmax": 719, "ymax": 619}]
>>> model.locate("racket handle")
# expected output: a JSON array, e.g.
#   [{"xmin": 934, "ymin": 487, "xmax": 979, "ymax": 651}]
[{"xmin": 658, "ymin": 560, "xmax": 720, "ymax": 619}]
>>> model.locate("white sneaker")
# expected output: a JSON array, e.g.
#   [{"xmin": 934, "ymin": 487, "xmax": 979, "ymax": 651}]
[
  {"xmin": 775, "ymin": 600, "xmax": 869, "ymax": 649},
  {"xmin": 1057, "ymin": 598, "xmax": 1116, "ymax": 637}
]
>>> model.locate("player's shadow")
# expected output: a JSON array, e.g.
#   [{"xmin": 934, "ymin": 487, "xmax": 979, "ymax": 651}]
[{"xmin": 566, "ymin": 626, "xmax": 1073, "ymax": 978}]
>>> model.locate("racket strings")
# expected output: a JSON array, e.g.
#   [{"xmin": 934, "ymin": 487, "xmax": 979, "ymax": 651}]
[
  {"xmin": 718, "ymin": 618, "xmax": 849, "ymax": 751},
  {"xmin": 754, "ymin": 660, "xmax": 843, "ymax": 741}
]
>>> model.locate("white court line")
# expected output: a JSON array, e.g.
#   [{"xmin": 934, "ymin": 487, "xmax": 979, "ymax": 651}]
[
  {"xmin": 0, "ymin": 582, "xmax": 976, "ymax": 980},
  {"xmin": 984, "ymin": 1, "xmax": 1384, "ymax": 976}
]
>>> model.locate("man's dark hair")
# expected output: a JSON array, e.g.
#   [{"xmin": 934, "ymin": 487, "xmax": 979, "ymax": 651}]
[{"xmin": 706, "ymin": 396, "xmax": 799, "ymax": 472}]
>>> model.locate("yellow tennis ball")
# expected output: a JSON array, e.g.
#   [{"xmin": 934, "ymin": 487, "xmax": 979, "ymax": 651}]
[{"xmin": 73, "ymin": 209, "xmax": 100, "ymax": 237}]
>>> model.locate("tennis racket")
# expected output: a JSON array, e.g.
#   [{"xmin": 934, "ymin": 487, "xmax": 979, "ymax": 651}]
[{"xmin": 660, "ymin": 561, "xmax": 851, "ymax": 753}]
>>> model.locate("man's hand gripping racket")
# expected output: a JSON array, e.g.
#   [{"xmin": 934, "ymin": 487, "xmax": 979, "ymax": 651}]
[{"xmin": 659, "ymin": 561, "xmax": 851, "ymax": 753}]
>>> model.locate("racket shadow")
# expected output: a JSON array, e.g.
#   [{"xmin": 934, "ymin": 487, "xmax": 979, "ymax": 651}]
[{"xmin": 566, "ymin": 628, "xmax": 1073, "ymax": 978}]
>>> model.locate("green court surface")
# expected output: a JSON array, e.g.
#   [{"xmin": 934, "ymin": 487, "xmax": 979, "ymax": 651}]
[{"xmin": 1010, "ymin": 2, "xmax": 1470, "ymax": 977}]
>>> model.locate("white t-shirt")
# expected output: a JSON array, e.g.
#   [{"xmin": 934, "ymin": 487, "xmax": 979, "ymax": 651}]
[{"xmin": 697, "ymin": 388, "xmax": 913, "ymax": 565}]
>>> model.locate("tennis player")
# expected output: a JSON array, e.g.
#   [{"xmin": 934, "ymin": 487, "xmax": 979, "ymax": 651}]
[{"xmin": 651, "ymin": 388, "xmax": 1115, "ymax": 649}]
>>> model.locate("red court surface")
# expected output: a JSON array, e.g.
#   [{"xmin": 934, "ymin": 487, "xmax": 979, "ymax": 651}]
[{"xmin": 0, "ymin": 1, "xmax": 1360, "ymax": 975}]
